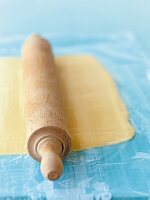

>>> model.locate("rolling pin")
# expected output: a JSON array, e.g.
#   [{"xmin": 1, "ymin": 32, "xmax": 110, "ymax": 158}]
[{"xmin": 22, "ymin": 35, "xmax": 71, "ymax": 180}]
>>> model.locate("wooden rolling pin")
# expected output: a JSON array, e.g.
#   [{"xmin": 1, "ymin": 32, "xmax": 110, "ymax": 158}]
[{"xmin": 22, "ymin": 35, "xmax": 71, "ymax": 180}]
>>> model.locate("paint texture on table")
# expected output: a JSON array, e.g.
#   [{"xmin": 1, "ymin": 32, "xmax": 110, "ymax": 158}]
[
  {"xmin": 0, "ymin": 55, "xmax": 134, "ymax": 155},
  {"xmin": 0, "ymin": 33, "xmax": 150, "ymax": 199}
]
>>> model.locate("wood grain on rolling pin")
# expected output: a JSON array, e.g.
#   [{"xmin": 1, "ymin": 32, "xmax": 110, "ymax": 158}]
[{"xmin": 22, "ymin": 35, "xmax": 71, "ymax": 180}]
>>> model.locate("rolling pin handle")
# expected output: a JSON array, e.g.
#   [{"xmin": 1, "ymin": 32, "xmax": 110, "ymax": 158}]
[
  {"xmin": 37, "ymin": 137, "xmax": 63, "ymax": 181},
  {"xmin": 40, "ymin": 150, "xmax": 63, "ymax": 180}
]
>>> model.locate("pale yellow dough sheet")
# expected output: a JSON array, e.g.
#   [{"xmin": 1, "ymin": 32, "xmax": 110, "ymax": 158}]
[{"xmin": 0, "ymin": 55, "xmax": 134, "ymax": 154}]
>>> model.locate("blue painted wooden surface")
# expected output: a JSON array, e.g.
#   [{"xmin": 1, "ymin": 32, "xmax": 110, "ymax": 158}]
[
  {"xmin": 0, "ymin": 0, "xmax": 150, "ymax": 56},
  {"xmin": 0, "ymin": 33, "xmax": 150, "ymax": 199}
]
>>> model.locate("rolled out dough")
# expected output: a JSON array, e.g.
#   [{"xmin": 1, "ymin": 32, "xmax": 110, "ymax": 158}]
[{"xmin": 0, "ymin": 55, "xmax": 134, "ymax": 154}]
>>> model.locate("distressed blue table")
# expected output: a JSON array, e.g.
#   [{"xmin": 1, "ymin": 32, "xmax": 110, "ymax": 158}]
[
  {"xmin": 0, "ymin": 33, "xmax": 150, "ymax": 199},
  {"xmin": 0, "ymin": 0, "xmax": 150, "ymax": 56}
]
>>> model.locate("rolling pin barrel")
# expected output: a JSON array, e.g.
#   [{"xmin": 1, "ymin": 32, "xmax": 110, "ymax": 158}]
[{"xmin": 22, "ymin": 35, "xmax": 71, "ymax": 180}]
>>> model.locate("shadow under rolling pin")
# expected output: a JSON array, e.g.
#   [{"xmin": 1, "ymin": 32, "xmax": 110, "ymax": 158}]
[{"xmin": 22, "ymin": 35, "xmax": 71, "ymax": 181}]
